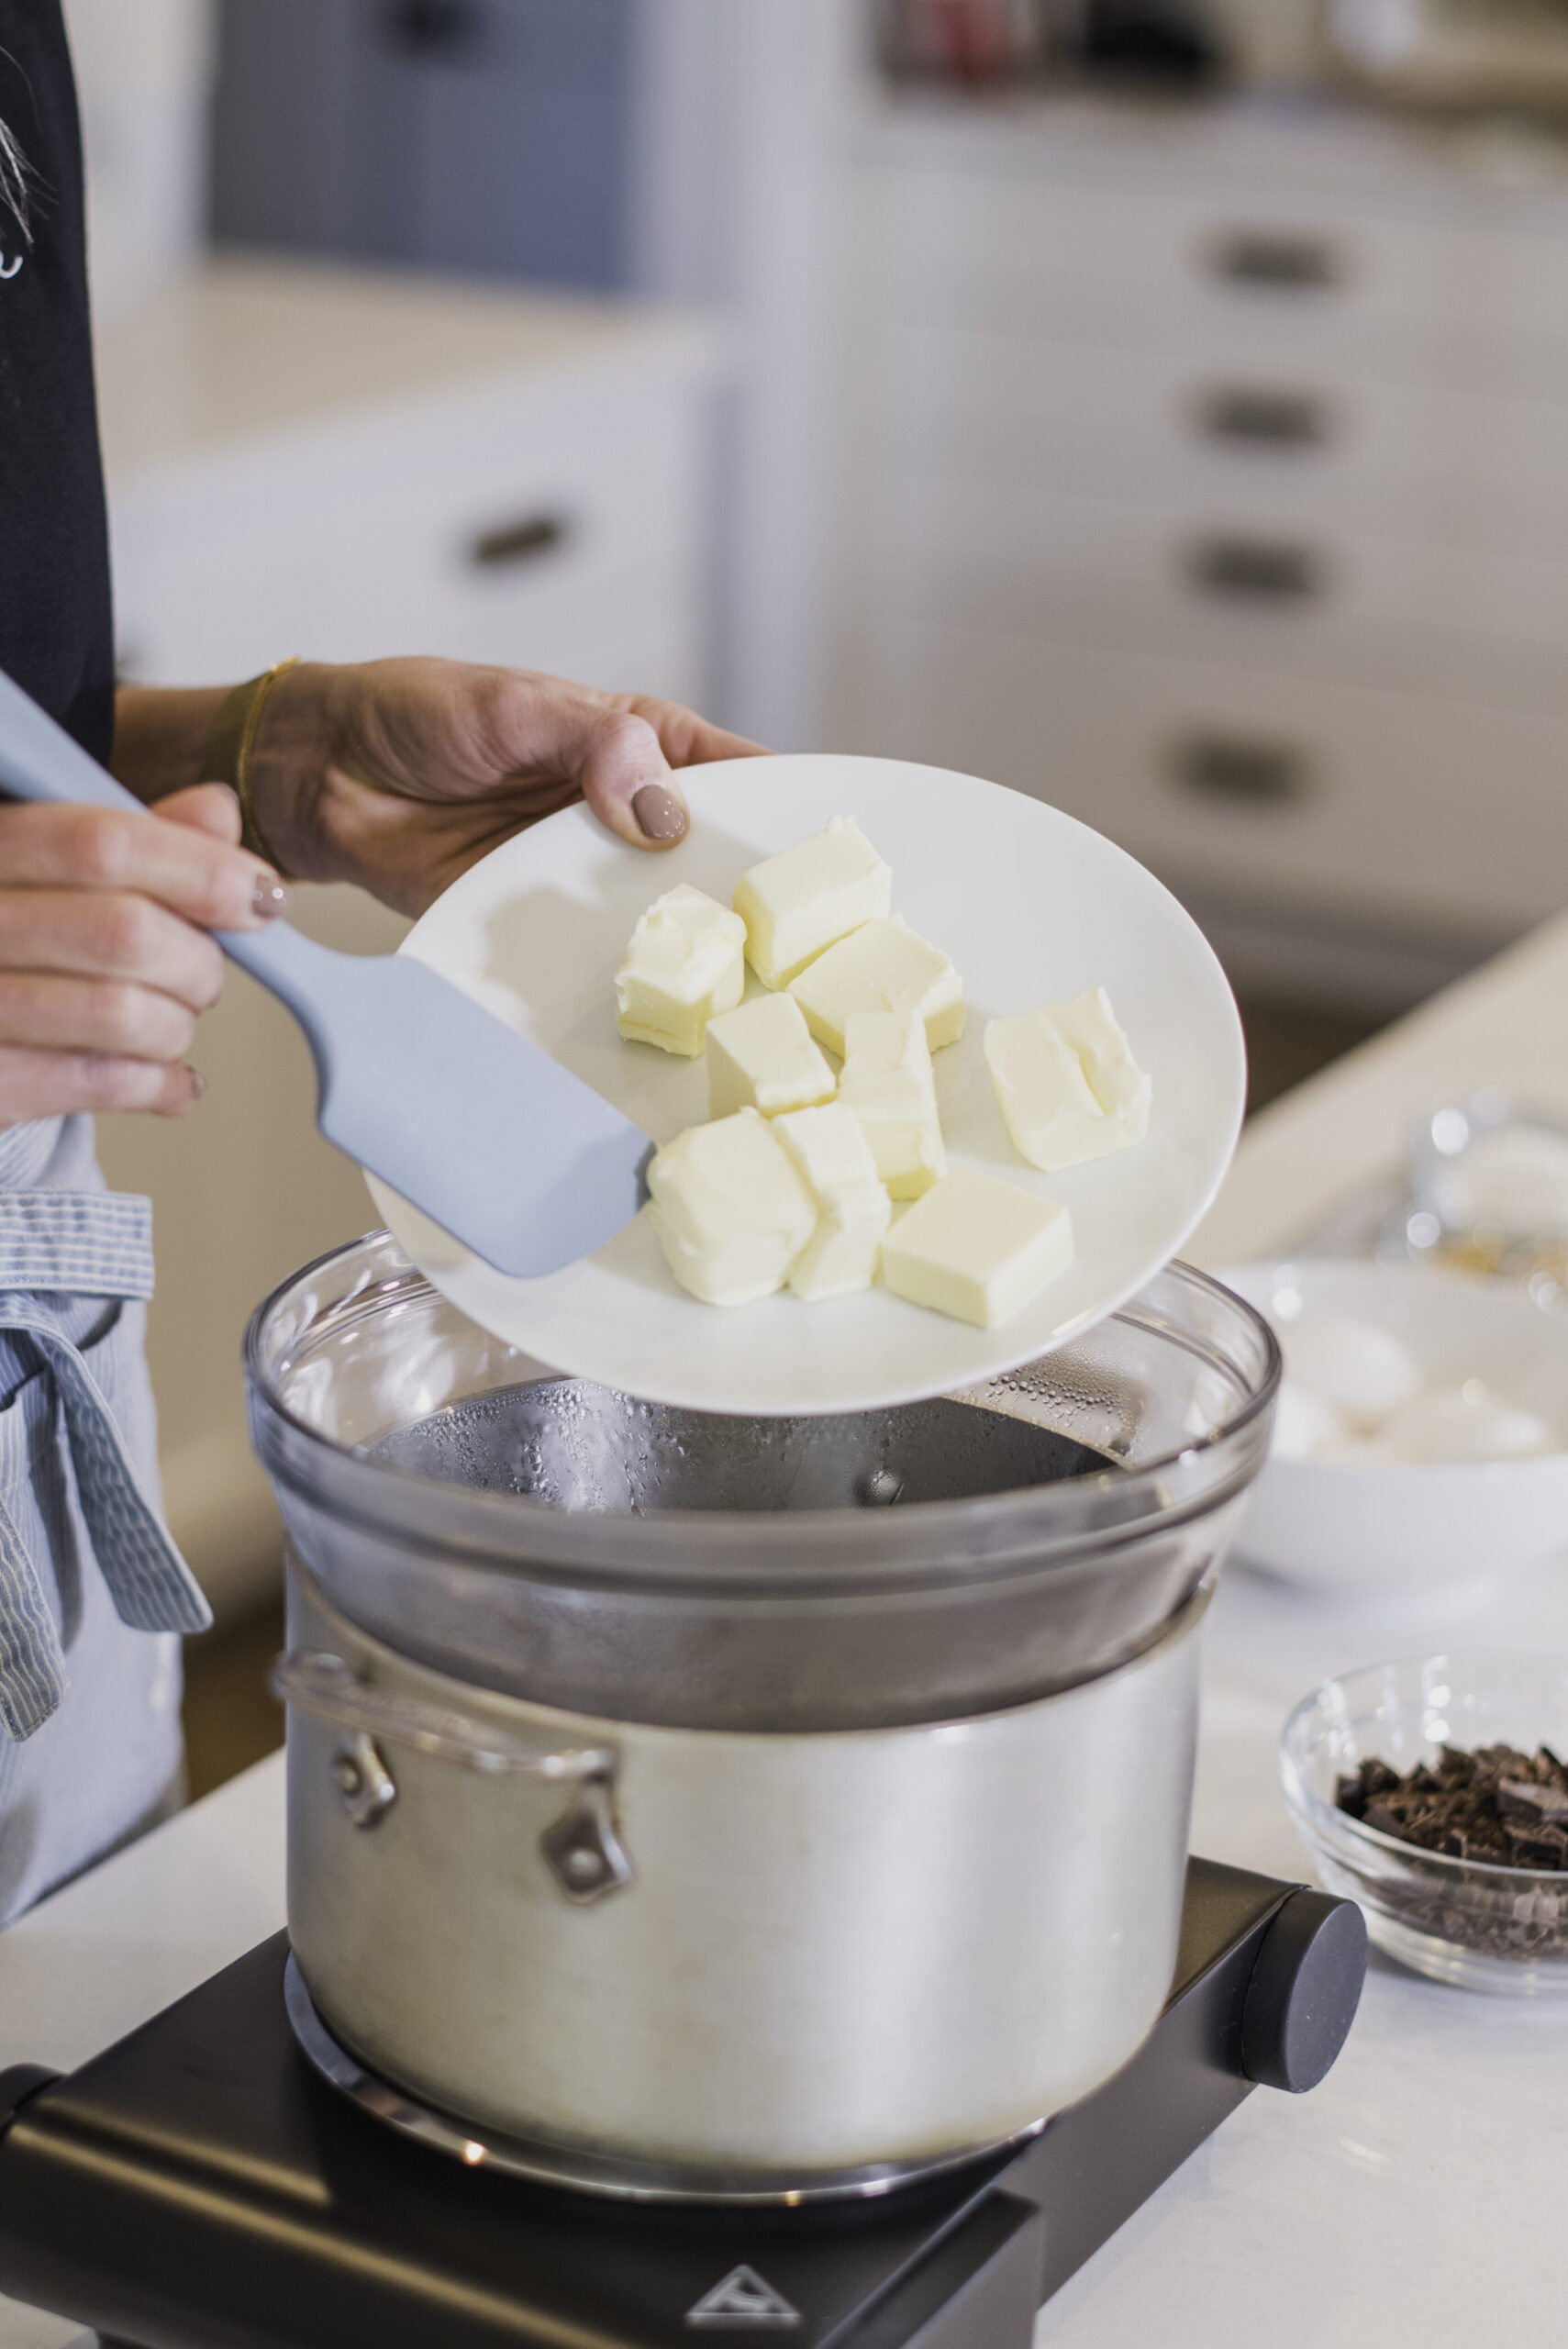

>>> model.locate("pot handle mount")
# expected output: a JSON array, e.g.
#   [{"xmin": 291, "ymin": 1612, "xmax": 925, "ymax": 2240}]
[{"xmin": 270, "ymin": 1649, "xmax": 633, "ymax": 1905}]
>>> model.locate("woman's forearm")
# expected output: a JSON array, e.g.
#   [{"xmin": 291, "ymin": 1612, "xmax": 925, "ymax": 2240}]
[{"xmin": 111, "ymin": 685, "xmax": 232, "ymax": 807}]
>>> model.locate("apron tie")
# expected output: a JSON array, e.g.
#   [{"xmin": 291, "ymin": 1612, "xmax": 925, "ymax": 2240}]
[{"xmin": 0, "ymin": 1190, "xmax": 210, "ymax": 1741}]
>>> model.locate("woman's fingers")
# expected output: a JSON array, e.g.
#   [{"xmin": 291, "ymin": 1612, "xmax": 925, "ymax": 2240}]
[
  {"xmin": 0, "ymin": 1045, "xmax": 203, "ymax": 1124},
  {"xmin": 0, "ymin": 889, "xmax": 226, "ymax": 1011},
  {"xmin": 478, "ymin": 672, "xmax": 762, "ymax": 853},
  {"xmin": 0, "ymin": 791, "xmax": 261, "ymax": 1130},
  {"xmin": 577, "ymin": 699, "xmax": 766, "ymax": 852},
  {"xmin": 0, "ymin": 800, "xmax": 287, "ymax": 930},
  {"xmin": 153, "ymin": 781, "xmax": 245, "ymax": 846},
  {"xmin": 577, "ymin": 696, "xmax": 765, "ymax": 851},
  {"xmin": 576, "ymin": 709, "xmax": 693, "ymax": 852},
  {"xmin": 620, "ymin": 696, "xmax": 765, "ymax": 774},
  {"xmin": 0, "ymin": 973, "xmax": 199, "ymax": 1063}
]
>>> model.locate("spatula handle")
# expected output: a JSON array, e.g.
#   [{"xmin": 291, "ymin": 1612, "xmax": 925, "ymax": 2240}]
[
  {"xmin": 0, "ymin": 664, "xmax": 336, "ymax": 1051},
  {"xmin": 0, "ymin": 666, "xmax": 149, "ymax": 819}
]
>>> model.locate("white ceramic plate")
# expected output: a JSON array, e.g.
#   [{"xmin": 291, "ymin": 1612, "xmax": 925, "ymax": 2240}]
[{"xmin": 368, "ymin": 754, "xmax": 1245, "ymax": 1415}]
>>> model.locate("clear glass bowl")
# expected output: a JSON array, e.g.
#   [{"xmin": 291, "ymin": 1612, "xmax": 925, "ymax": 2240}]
[
  {"xmin": 246, "ymin": 1231, "xmax": 1278, "ymax": 1732},
  {"xmin": 1281, "ymin": 1654, "xmax": 1568, "ymax": 1997},
  {"xmin": 1392, "ymin": 1089, "xmax": 1568, "ymax": 1300}
]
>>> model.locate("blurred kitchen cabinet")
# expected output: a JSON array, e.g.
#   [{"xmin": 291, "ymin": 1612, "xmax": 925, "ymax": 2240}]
[
  {"xmin": 823, "ymin": 95, "xmax": 1568, "ymax": 1008},
  {"xmin": 94, "ymin": 259, "xmax": 727, "ymax": 1617},
  {"xmin": 209, "ymin": 0, "xmax": 635, "ymax": 289}
]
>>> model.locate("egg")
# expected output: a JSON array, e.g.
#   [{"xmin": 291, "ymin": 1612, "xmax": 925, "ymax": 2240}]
[
  {"xmin": 1271, "ymin": 1380, "xmax": 1348, "ymax": 1463},
  {"xmin": 1279, "ymin": 1317, "xmax": 1423, "ymax": 1432}
]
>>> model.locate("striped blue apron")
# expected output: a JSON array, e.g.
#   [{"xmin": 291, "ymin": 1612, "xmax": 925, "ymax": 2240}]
[{"xmin": 0, "ymin": 1115, "xmax": 209, "ymax": 1922}]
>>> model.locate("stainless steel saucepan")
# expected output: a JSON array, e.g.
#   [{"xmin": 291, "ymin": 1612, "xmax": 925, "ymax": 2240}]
[{"xmin": 248, "ymin": 1231, "xmax": 1277, "ymax": 2200}]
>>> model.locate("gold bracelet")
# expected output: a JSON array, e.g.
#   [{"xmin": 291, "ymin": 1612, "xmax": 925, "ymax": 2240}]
[{"xmin": 200, "ymin": 657, "xmax": 300, "ymax": 879}]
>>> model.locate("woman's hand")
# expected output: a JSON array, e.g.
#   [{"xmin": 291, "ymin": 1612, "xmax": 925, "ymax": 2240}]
[
  {"xmin": 244, "ymin": 659, "xmax": 764, "ymax": 918},
  {"xmin": 0, "ymin": 786, "xmax": 288, "ymax": 1127}
]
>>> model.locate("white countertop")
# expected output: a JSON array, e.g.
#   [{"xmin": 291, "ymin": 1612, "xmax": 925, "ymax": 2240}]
[
  {"xmin": 1188, "ymin": 911, "xmax": 1568, "ymax": 1271},
  {"xmin": 94, "ymin": 255, "xmax": 725, "ymax": 481},
  {"xmin": 5, "ymin": 916, "xmax": 1567, "ymax": 2347}
]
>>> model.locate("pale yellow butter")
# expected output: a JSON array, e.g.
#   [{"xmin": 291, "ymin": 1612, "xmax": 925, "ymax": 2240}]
[
  {"xmin": 706, "ymin": 993, "xmax": 836, "ymax": 1120},
  {"xmin": 773, "ymin": 1104, "xmax": 892, "ymax": 1300},
  {"xmin": 732, "ymin": 817, "xmax": 892, "ymax": 990},
  {"xmin": 615, "ymin": 883, "xmax": 746, "ymax": 1056},
  {"xmin": 647, "ymin": 1108, "xmax": 817, "ymax": 1306},
  {"xmin": 984, "ymin": 988, "xmax": 1151, "ymax": 1172},
  {"xmin": 837, "ymin": 1010, "xmax": 946, "ymax": 1200},
  {"xmin": 788, "ymin": 918, "xmax": 964, "ymax": 1058},
  {"xmin": 880, "ymin": 1167, "xmax": 1074, "ymax": 1329}
]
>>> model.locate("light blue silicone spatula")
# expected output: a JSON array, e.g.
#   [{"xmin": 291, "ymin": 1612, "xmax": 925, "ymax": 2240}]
[{"xmin": 0, "ymin": 666, "xmax": 651, "ymax": 1277}]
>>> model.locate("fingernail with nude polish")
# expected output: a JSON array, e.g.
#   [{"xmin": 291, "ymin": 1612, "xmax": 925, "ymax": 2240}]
[
  {"xmin": 188, "ymin": 1068, "xmax": 207, "ymax": 1102},
  {"xmin": 252, "ymin": 874, "xmax": 292, "ymax": 920},
  {"xmin": 631, "ymin": 785, "xmax": 687, "ymax": 842}
]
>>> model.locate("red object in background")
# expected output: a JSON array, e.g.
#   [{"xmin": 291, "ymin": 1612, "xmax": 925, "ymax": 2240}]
[
  {"xmin": 895, "ymin": 0, "xmax": 1040, "ymax": 84},
  {"xmin": 937, "ymin": 0, "xmax": 1016, "ymax": 82}
]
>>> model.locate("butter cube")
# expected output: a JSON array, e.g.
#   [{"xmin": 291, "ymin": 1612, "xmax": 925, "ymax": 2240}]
[
  {"xmin": 773, "ymin": 1104, "xmax": 892, "ymax": 1301},
  {"xmin": 984, "ymin": 988, "xmax": 1151, "ymax": 1172},
  {"xmin": 733, "ymin": 816, "xmax": 892, "ymax": 990},
  {"xmin": 706, "ymin": 993, "xmax": 836, "ymax": 1120},
  {"xmin": 647, "ymin": 1109, "xmax": 817, "ymax": 1306},
  {"xmin": 837, "ymin": 1010, "xmax": 946, "ymax": 1200},
  {"xmin": 881, "ymin": 1167, "xmax": 1074, "ymax": 1329},
  {"xmin": 788, "ymin": 918, "xmax": 964, "ymax": 1058},
  {"xmin": 616, "ymin": 884, "xmax": 746, "ymax": 1056}
]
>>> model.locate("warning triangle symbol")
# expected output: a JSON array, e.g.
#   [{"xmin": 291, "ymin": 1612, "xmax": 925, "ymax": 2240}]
[{"xmin": 685, "ymin": 2263, "xmax": 802, "ymax": 2327}]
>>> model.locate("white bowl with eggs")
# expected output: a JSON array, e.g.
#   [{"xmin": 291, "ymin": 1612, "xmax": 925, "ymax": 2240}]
[{"xmin": 1219, "ymin": 1260, "xmax": 1568, "ymax": 1600}]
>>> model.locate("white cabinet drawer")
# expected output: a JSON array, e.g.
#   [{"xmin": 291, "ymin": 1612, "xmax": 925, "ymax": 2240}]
[
  {"xmin": 868, "ymin": 156, "xmax": 1568, "ymax": 396},
  {"xmin": 836, "ymin": 617, "xmax": 1568, "ymax": 938},
  {"xmin": 876, "ymin": 325, "xmax": 1568, "ymax": 554},
  {"xmin": 110, "ymin": 367, "xmax": 707, "ymax": 692},
  {"xmin": 118, "ymin": 529, "xmax": 699, "ymax": 693},
  {"xmin": 863, "ymin": 464, "xmax": 1568, "ymax": 711}
]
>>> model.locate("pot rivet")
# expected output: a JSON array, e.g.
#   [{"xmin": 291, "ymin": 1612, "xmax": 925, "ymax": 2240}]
[
  {"xmin": 331, "ymin": 1732, "xmax": 397, "ymax": 1829},
  {"xmin": 541, "ymin": 1782, "xmax": 635, "ymax": 1906}
]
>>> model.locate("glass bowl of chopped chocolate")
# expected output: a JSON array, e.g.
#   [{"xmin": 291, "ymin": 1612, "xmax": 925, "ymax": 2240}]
[{"xmin": 1282, "ymin": 1654, "xmax": 1568, "ymax": 1995}]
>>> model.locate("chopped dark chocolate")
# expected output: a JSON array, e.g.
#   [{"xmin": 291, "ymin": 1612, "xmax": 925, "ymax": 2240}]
[
  {"xmin": 1335, "ymin": 1742, "xmax": 1568, "ymax": 1867},
  {"xmin": 1333, "ymin": 1739, "xmax": 1568, "ymax": 1963},
  {"xmin": 1497, "ymin": 1778, "xmax": 1568, "ymax": 1827}
]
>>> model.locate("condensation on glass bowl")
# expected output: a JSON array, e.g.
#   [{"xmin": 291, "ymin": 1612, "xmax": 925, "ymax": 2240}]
[
  {"xmin": 370, "ymin": 1380, "xmax": 1121, "ymax": 1518},
  {"xmin": 246, "ymin": 1231, "xmax": 1279, "ymax": 1733}
]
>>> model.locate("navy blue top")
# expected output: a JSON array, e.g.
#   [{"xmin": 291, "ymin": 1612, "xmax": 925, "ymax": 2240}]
[{"xmin": 0, "ymin": 1, "xmax": 114, "ymax": 762}]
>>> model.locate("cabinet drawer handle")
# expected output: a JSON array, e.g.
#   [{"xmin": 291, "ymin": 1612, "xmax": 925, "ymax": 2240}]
[
  {"xmin": 1209, "ymin": 230, "xmax": 1341, "ymax": 289},
  {"xmin": 1185, "ymin": 535, "xmax": 1325, "ymax": 601},
  {"xmin": 1195, "ymin": 387, "xmax": 1330, "ymax": 448},
  {"xmin": 470, "ymin": 513, "xmax": 569, "ymax": 568},
  {"xmin": 1170, "ymin": 734, "xmax": 1313, "ymax": 806}
]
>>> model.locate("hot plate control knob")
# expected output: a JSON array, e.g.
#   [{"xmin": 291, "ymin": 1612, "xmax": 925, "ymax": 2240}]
[{"xmin": 1240, "ymin": 1888, "xmax": 1367, "ymax": 2094}]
